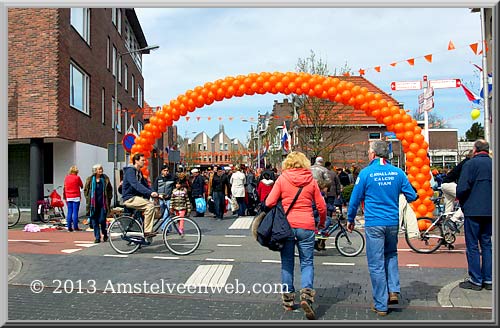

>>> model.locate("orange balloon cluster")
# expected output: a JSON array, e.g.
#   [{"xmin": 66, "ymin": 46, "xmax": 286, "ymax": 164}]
[{"xmin": 131, "ymin": 72, "xmax": 434, "ymax": 215}]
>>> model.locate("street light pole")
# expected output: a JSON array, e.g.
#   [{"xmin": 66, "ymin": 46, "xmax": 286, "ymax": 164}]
[{"xmin": 113, "ymin": 44, "xmax": 159, "ymax": 207}]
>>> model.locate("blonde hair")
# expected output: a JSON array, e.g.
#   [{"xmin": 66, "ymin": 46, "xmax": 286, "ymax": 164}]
[
  {"xmin": 92, "ymin": 164, "xmax": 103, "ymax": 174},
  {"xmin": 69, "ymin": 165, "xmax": 79, "ymax": 175},
  {"xmin": 282, "ymin": 151, "xmax": 311, "ymax": 170}
]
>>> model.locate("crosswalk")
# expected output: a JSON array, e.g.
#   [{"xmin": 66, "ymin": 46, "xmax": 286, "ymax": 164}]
[{"xmin": 228, "ymin": 216, "xmax": 254, "ymax": 229}]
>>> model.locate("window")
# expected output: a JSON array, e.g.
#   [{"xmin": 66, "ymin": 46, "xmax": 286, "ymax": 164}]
[
  {"xmin": 111, "ymin": 96, "xmax": 115, "ymax": 129},
  {"xmin": 137, "ymin": 121, "xmax": 144, "ymax": 134},
  {"xmin": 124, "ymin": 64, "xmax": 128, "ymax": 90},
  {"xmin": 106, "ymin": 37, "xmax": 110, "ymax": 69},
  {"xmin": 70, "ymin": 62, "xmax": 90, "ymax": 114},
  {"xmin": 368, "ymin": 132, "xmax": 381, "ymax": 140},
  {"xmin": 70, "ymin": 8, "xmax": 90, "ymax": 43},
  {"xmin": 112, "ymin": 46, "xmax": 117, "ymax": 77},
  {"xmin": 111, "ymin": 8, "xmax": 116, "ymax": 25},
  {"xmin": 137, "ymin": 85, "xmax": 143, "ymax": 108},
  {"xmin": 198, "ymin": 143, "xmax": 202, "ymax": 151},
  {"xmin": 131, "ymin": 74, "xmax": 135, "ymax": 98},
  {"xmin": 116, "ymin": 9, "xmax": 122, "ymax": 34},
  {"xmin": 219, "ymin": 143, "xmax": 223, "ymax": 150},
  {"xmin": 117, "ymin": 56, "xmax": 122, "ymax": 84},
  {"xmin": 124, "ymin": 110, "xmax": 128, "ymax": 132},
  {"xmin": 117, "ymin": 102, "xmax": 122, "ymax": 133},
  {"xmin": 101, "ymin": 88, "xmax": 105, "ymax": 124},
  {"xmin": 224, "ymin": 143, "xmax": 228, "ymax": 151}
]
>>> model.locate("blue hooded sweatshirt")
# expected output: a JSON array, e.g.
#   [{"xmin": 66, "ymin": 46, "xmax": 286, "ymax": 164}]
[{"xmin": 347, "ymin": 158, "xmax": 417, "ymax": 227}]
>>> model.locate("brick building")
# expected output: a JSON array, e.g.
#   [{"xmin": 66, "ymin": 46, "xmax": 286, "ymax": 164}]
[{"xmin": 8, "ymin": 8, "xmax": 154, "ymax": 220}]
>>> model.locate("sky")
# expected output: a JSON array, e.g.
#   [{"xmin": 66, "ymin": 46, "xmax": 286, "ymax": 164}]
[{"xmin": 135, "ymin": 7, "xmax": 486, "ymax": 145}]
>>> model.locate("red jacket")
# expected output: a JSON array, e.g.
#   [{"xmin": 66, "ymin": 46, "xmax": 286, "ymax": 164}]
[
  {"xmin": 265, "ymin": 168, "xmax": 326, "ymax": 230},
  {"xmin": 63, "ymin": 174, "xmax": 83, "ymax": 199},
  {"xmin": 257, "ymin": 179, "xmax": 274, "ymax": 202}
]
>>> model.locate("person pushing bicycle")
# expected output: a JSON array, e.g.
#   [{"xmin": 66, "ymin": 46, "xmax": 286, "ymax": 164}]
[{"xmin": 121, "ymin": 153, "xmax": 159, "ymax": 238}]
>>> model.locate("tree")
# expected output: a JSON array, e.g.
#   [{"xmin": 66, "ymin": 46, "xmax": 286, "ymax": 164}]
[
  {"xmin": 411, "ymin": 109, "xmax": 448, "ymax": 128},
  {"xmin": 292, "ymin": 50, "xmax": 358, "ymax": 159},
  {"xmin": 465, "ymin": 122, "xmax": 484, "ymax": 141}
]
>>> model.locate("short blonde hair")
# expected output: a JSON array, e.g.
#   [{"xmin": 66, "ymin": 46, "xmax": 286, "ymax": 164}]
[
  {"xmin": 69, "ymin": 165, "xmax": 79, "ymax": 175},
  {"xmin": 282, "ymin": 151, "xmax": 311, "ymax": 170},
  {"xmin": 92, "ymin": 164, "xmax": 103, "ymax": 174}
]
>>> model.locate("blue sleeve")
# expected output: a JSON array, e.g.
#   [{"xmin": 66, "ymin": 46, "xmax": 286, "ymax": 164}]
[{"xmin": 347, "ymin": 173, "xmax": 365, "ymax": 223}]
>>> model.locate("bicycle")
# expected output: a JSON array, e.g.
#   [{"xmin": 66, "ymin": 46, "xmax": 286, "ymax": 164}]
[
  {"xmin": 315, "ymin": 209, "xmax": 365, "ymax": 257},
  {"xmin": 405, "ymin": 195, "xmax": 462, "ymax": 254},
  {"xmin": 108, "ymin": 196, "xmax": 202, "ymax": 255},
  {"xmin": 36, "ymin": 186, "xmax": 66, "ymax": 224},
  {"xmin": 8, "ymin": 187, "xmax": 21, "ymax": 228}
]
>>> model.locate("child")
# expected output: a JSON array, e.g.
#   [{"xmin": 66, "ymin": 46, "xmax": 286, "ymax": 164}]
[
  {"xmin": 170, "ymin": 179, "xmax": 191, "ymax": 235},
  {"xmin": 256, "ymin": 172, "xmax": 274, "ymax": 203}
]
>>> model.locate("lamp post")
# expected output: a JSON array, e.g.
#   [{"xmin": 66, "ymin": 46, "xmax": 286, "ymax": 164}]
[
  {"xmin": 113, "ymin": 44, "xmax": 159, "ymax": 207},
  {"xmin": 242, "ymin": 116, "xmax": 261, "ymax": 170}
]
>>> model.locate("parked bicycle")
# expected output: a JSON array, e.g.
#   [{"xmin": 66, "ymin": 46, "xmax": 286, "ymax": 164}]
[
  {"xmin": 108, "ymin": 196, "xmax": 202, "ymax": 255},
  {"xmin": 405, "ymin": 195, "xmax": 462, "ymax": 254},
  {"xmin": 36, "ymin": 186, "xmax": 66, "ymax": 223},
  {"xmin": 315, "ymin": 209, "xmax": 365, "ymax": 257},
  {"xmin": 8, "ymin": 187, "xmax": 21, "ymax": 228}
]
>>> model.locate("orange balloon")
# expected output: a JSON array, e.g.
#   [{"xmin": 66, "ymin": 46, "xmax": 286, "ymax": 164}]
[
  {"xmin": 409, "ymin": 143, "xmax": 420, "ymax": 153},
  {"xmin": 394, "ymin": 123, "xmax": 405, "ymax": 133},
  {"xmin": 413, "ymin": 157, "xmax": 424, "ymax": 168},
  {"xmin": 406, "ymin": 151, "xmax": 416, "ymax": 162},
  {"xmin": 413, "ymin": 134, "xmax": 424, "ymax": 145},
  {"xmin": 383, "ymin": 116, "xmax": 393, "ymax": 126},
  {"xmin": 414, "ymin": 126, "xmax": 422, "ymax": 135},
  {"xmin": 392, "ymin": 113, "xmax": 402, "ymax": 124},
  {"xmin": 416, "ymin": 148, "xmax": 427, "ymax": 159},
  {"xmin": 341, "ymin": 90, "xmax": 351, "ymax": 101},
  {"xmin": 408, "ymin": 166, "xmax": 419, "ymax": 176},
  {"xmin": 422, "ymin": 181, "xmax": 431, "ymax": 190},
  {"xmin": 355, "ymin": 94, "xmax": 365, "ymax": 105},
  {"xmin": 418, "ymin": 219, "xmax": 431, "ymax": 231},
  {"xmin": 396, "ymin": 132, "xmax": 404, "ymax": 140},
  {"xmin": 369, "ymin": 100, "xmax": 380, "ymax": 111},
  {"xmin": 411, "ymin": 180, "xmax": 421, "ymax": 190},
  {"xmin": 390, "ymin": 106, "xmax": 400, "ymax": 115},
  {"xmin": 416, "ymin": 173, "xmax": 426, "ymax": 184},
  {"xmin": 403, "ymin": 131, "xmax": 414, "ymax": 142},
  {"xmin": 417, "ymin": 204, "xmax": 428, "ymax": 215}
]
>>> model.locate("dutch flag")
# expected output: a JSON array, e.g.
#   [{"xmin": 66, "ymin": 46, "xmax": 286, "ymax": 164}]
[
  {"xmin": 461, "ymin": 84, "xmax": 482, "ymax": 104},
  {"xmin": 281, "ymin": 121, "xmax": 290, "ymax": 153}
]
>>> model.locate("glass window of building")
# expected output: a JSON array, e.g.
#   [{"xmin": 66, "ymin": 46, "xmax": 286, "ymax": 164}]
[
  {"xmin": 70, "ymin": 62, "xmax": 90, "ymax": 114},
  {"xmin": 70, "ymin": 8, "xmax": 90, "ymax": 43}
]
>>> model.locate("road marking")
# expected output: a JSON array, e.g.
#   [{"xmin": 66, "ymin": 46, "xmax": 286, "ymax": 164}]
[
  {"xmin": 398, "ymin": 248, "xmax": 465, "ymax": 253},
  {"xmin": 103, "ymin": 254, "xmax": 129, "ymax": 258},
  {"xmin": 74, "ymin": 243, "xmax": 98, "ymax": 248},
  {"xmin": 61, "ymin": 249, "xmax": 82, "ymax": 254},
  {"xmin": 261, "ymin": 260, "xmax": 281, "ymax": 263},
  {"xmin": 185, "ymin": 264, "xmax": 233, "ymax": 287},
  {"xmin": 204, "ymin": 258, "xmax": 235, "ymax": 262},
  {"xmin": 8, "ymin": 239, "xmax": 50, "ymax": 243},
  {"xmin": 228, "ymin": 217, "xmax": 254, "ymax": 229},
  {"xmin": 217, "ymin": 244, "xmax": 242, "ymax": 247},
  {"xmin": 224, "ymin": 235, "xmax": 246, "ymax": 238},
  {"xmin": 74, "ymin": 240, "xmax": 94, "ymax": 243},
  {"xmin": 322, "ymin": 262, "xmax": 355, "ymax": 266},
  {"xmin": 153, "ymin": 256, "xmax": 180, "ymax": 260},
  {"xmin": 406, "ymin": 264, "xmax": 420, "ymax": 267}
]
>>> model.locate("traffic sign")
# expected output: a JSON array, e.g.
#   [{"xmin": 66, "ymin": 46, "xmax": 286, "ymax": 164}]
[
  {"xmin": 429, "ymin": 79, "xmax": 461, "ymax": 89},
  {"xmin": 418, "ymin": 93, "xmax": 424, "ymax": 105},
  {"xmin": 122, "ymin": 133, "xmax": 136, "ymax": 153},
  {"xmin": 390, "ymin": 81, "xmax": 422, "ymax": 91},
  {"xmin": 422, "ymin": 98, "xmax": 434, "ymax": 112},
  {"xmin": 424, "ymin": 87, "xmax": 434, "ymax": 99}
]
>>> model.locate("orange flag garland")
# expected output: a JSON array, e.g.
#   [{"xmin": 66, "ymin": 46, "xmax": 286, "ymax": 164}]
[
  {"xmin": 424, "ymin": 54, "xmax": 433, "ymax": 63},
  {"xmin": 469, "ymin": 43, "xmax": 478, "ymax": 54},
  {"xmin": 407, "ymin": 58, "xmax": 415, "ymax": 66},
  {"xmin": 374, "ymin": 66, "xmax": 381, "ymax": 72},
  {"xmin": 448, "ymin": 40, "xmax": 455, "ymax": 50}
]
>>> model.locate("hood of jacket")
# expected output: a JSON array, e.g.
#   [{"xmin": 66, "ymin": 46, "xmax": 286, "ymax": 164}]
[
  {"xmin": 281, "ymin": 168, "xmax": 313, "ymax": 187},
  {"xmin": 261, "ymin": 178, "xmax": 274, "ymax": 186}
]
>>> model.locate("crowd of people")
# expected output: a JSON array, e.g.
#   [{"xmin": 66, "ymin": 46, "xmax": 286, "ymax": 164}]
[{"xmin": 60, "ymin": 138, "xmax": 492, "ymax": 320}]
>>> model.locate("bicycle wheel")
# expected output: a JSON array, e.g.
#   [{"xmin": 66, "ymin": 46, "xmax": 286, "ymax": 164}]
[
  {"xmin": 38, "ymin": 205, "xmax": 50, "ymax": 223},
  {"xmin": 405, "ymin": 217, "xmax": 444, "ymax": 254},
  {"xmin": 108, "ymin": 216, "xmax": 143, "ymax": 254},
  {"xmin": 163, "ymin": 217, "xmax": 201, "ymax": 255},
  {"xmin": 335, "ymin": 228, "xmax": 365, "ymax": 257},
  {"xmin": 8, "ymin": 202, "xmax": 21, "ymax": 228}
]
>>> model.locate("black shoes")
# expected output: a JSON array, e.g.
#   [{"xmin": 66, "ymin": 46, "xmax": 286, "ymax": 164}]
[
  {"xmin": 459, "ymin": 279, "xmax": 482, "ymax": 291},
  {"xmin": 94, "ymin": 239, "xmax": 101, "ymax": 243},
  {"xmin": 103, "ymin": 235, "xmax": 109, "ymax": 242},
  {"xmin": 483, "ymin": 283, "xmax": 492, "ymax": 290},
  {"xmin": 68, "ymin": 228, "xmax": 74, "ymax": 232}
]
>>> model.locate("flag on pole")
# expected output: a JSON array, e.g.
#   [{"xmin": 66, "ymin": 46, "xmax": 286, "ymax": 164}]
[
  {"xmin": 461, "ymin": 84, "xmax": 481, "ymax": 104},
  {"xmin": 281, "ymin": 121, "xmax": 291, "ymax": 153},
  {"xmin": 261, "ymin": 139, "xmax": 270, "ymax": 157},
  {"xmin": 480, "ymin": 73, "xmax": 493, "ymax": 99}
]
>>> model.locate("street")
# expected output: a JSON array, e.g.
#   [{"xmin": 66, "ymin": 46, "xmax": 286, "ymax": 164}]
[{"xmin": 8, "ymin": 215, "xmax": 493, "ymax": 321}]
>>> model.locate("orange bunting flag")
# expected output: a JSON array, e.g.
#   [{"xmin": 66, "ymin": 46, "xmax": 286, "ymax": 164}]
[
  {"xmin": 448, "ymin": 40, "xmax": 455, "ymax": 50},
  {"xmin": 358, "ymin": 69, "xmax": 365, "ymax": 75},
  {"xmin": 424, "ymin": 54, "xmax": 433, "ymax": 63},
  {"xmin": 207, "ymin": 117, "xmax": 211, "ymax": 121},
  {"xmin": 469, "ymin": 43, "xmax": 478, "ymax": 54},
  {"xmin": 390, "ymin": 62, "xmax": 397, "ymax": 67},
  {"xmin": 196, "ymin": 116, "xmax": 201, "ymax": 121},
  {"xmin": 185, "ymin": 116, "xmax": 190, "ymax": 121},
  {"xmin": 407, "ymin": 58, "xmax": 415, "ymax": 66},
  {"xmin": 218, "ymin": 117, "xmax": 223, "ymax": 121},
  {"xmin": 228, "ymin": 117, "xmax": 234, "ymax": 121},
  {"xmin": 374, "ymin": 66, "xmax": 381, "ymax": 72}
]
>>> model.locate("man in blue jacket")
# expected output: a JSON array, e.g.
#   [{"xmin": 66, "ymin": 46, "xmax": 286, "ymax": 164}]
[
  {"xmin": 457, "ymin": 139, "xmax": 492, "ymax": 291},
  {"xmin": 347, "ymin": 140, "xmax": 417, "ymax": 316},
  {"xmin": 122, "ymin": 153, "xmax": 158, "ymax": 237}
]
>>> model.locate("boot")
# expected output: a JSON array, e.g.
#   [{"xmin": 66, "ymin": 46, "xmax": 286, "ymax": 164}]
[
  {"xmin": 281, "ymin": 292, "xmax": 295, "ymax": 311},
  {"xmin": 300, "ymin": 288, "xmax": 316, "ymax": 320}
]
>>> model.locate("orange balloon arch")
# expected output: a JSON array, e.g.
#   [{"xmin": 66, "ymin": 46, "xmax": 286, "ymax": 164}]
[{"xmin": 131, "ymin": 72, "xmax": 435, "ymax": 217}]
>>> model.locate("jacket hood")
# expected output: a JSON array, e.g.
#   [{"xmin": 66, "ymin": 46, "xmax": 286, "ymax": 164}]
[
  {"xmin": 281, "ymin": 168, "xmax": 313, "ymax": 187},
  {"xmin": 261, "ymin": 178, "xmax": 274, "ymax": 186}
]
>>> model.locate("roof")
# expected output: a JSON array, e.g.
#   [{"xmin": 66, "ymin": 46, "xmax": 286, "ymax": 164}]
[
  {"xmin": 298, "ymin": 75, "xmax": 401, "ymax": 126},
  {"xmin": 125, "ymin": 9, "xmax": 149, "ymax": 50}
]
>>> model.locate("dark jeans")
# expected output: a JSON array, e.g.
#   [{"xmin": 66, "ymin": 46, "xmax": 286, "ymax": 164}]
[
  {"xmin": 236, "ymin": 197, "xmax": 246, "ymax": 216},
  {"xmin": 464, "ymin": 216, "xmax": 492, "ymax": 285},
  {"xmin": 66, "ymin": 201, "xmax": 80, "ymax": 230},
  {"xmin": 213, "ymin": 192, "xmax": 225, "ymax": 219},
  {"xmin": 90, "ymin": 207, "xmax": 107, "ymax": 241}
]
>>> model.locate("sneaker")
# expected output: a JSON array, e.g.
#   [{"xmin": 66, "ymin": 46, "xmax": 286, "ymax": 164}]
[
  {"xmin": 68, "ymin": 228, "xmax": 74, "ymax": 232},
  {"xmin": 94, "ymin": 239, "xmax": 101, "ymax": 243},
  {"xmin": 459, "ymin": 279, "xmax": 482, "ymax": 291},
  {"xmin": 103, "ymin": 235, "xmax": 109, "ymax": 242},
  {"xmin": 388, "ymin": 292, "xmax": 399, "ymax": 305},
  {"xmin": 483, "ymin": 283, "xmax": 492, "ymax": 291},
  {"xmin": 370, "ymin": 304, "xmax": 388, "ymax": 316},
  {"xmin": 300, "ymin": 300, "xmax": 315, "ymax": 320}
]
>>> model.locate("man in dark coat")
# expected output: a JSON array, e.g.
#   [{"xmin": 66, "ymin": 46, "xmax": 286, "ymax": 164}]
[
  {"xmin": 456, "ymin": 139, "xmax": 492, "ymax": 291},
  {"xmin": 190, "ymin": 168, "xmax": 206, "ymax": 217},
  {"xmin": 208, "ymin": 166, "xmax": 231, "ymax": 220}
]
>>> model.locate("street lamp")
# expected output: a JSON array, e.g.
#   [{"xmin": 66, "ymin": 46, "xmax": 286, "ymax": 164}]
[
  {"xmin": 113, "ymin": 44, "xmax": 159, "ymax": 207},
  {"xmin": 242, "ymin": 111, "xmax": 262, "ymax": 170}
]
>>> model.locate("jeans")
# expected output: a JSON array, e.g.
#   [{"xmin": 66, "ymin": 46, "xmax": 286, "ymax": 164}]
[
  {"xmin": 159, "ymin": 199, "xmax": 171, "ymax": 231},
  {"xmin": 90, "ymin": 207, "xmax": 107, "ymax": 241},
  {"xmin": 365, "ymin": 225, "xmax": 400, "ymax": 312},
  {"xmin": 213, "ymin": 192, "xmax": 225, "ymax": 219},
  {"xmin": 236, "ymin": 197, "xmax": 246, "ymax": 216},
  {"xmin": 464, "ymin": 216, "xmax": 492, "ymax": 285},
  {"xmin": 66, "ymin": 201, "xmax": 80, "ymax": 230},
  {"xmin": 280, "ymin": 228, "xmax": 315, "ymax": 293}
]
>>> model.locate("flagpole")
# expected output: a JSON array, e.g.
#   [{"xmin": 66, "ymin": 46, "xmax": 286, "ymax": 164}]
[{"xmin": 480, "ymin": 8, "xmax": 490, "ymax": 143}]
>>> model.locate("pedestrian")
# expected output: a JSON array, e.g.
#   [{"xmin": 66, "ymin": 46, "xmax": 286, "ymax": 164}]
[
  {"xmin": 456, "ymin": 139, "xmax": 492, "ymax": 291},
  {"xmin": 63, "ymin": 165, "xmax": 84, "ymax": 231},
  {"xmin": 256, "ymin": 172, "xmax": 274, "ymax": 203},
  {"xmin": 324, "ymin": 161, "xmax": 342, "ymax": 217},
  {"xmin": 208, "ymin": 166, "xmax": 231, "ymax": 220},
  {"xmin": 347, "ymin": 140, "xmax": 417, "ymax": 316},
  {"xmin": 310, "ymin": 156, "xmax": 332, "ymax": 193},
  {"xmin": 170, "ymin": 179, "xmax": 191, "ymax": 236},
  {"xmin": 230, "ymin": 165, "xmax": 247, "ymax": 217},
  {"xmin": 190, "ymin": 168, "xmax": 206, "ymax": 217},
  {"xmin": 264, "ymin": 151, "xmax": 326, "ymax": 320},
  {"xmin": 84, "ymin": 164, "xmax": 113, "ymax": 243},
  {"xmin": 337, "ymin": 167, "xmax": 351, "ymax": 187},
  {"xmin": 153, "ymin": 164, "xmax": 176, "ymax": 229}
]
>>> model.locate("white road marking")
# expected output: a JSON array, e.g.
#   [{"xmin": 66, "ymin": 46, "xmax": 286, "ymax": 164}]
[
  {"xmin": 224, "ymin": 235, "xmax": 246, "ymax": 238},
  {"xmin": 74, "ymin": 243, "xmax": 98, "ymax": 248},
  {"xmin": 406, "ymin": 264, "xmax": 420, "ymax": 267},
  {"xmin": 322, "ymin": 262, "xmax": 355, "ymax": 266},
  {"xmin": 261, "ymin": 260, "xmax": 281, "ymax": 263},
  {"xmin": 153, "ymin": 256, "xmax": 180, "ymax": 260},
  {"xmin": 74, "ymin": 240, "xmax": 94, "ymax": 243},
  {"xmin": 228, "ymin": 217, "xmax": 254, "ymax": 229},
  {"xmin": 185, "ymin": 264, "xmax": 233, "ymax": 287},
  {"xmin": 103, "ymin": 254, "xmax": 129, "ymax": 258},
  {"xmin": 204, "ymin": 258, "xmax": 235, "ymax": 262},
  {"xmin": 61, "ymin": 249, "xmax": 82, "ymax": 254},
  {"xmin": 8, "ymin": 239, "xmax": 50, "ymax": 242},
  {"xmin": 216, "ymin": 244, "xmax": 242, "ymax": 247}
]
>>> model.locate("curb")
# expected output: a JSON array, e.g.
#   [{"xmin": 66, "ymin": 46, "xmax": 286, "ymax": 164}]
[
  {"xmin": 437, "ymin": 279, "xmax": 460, "ymax": 307},
  {"xmin": 8, "ymin": 255, "xmax": 22, "ymax": 282}
]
